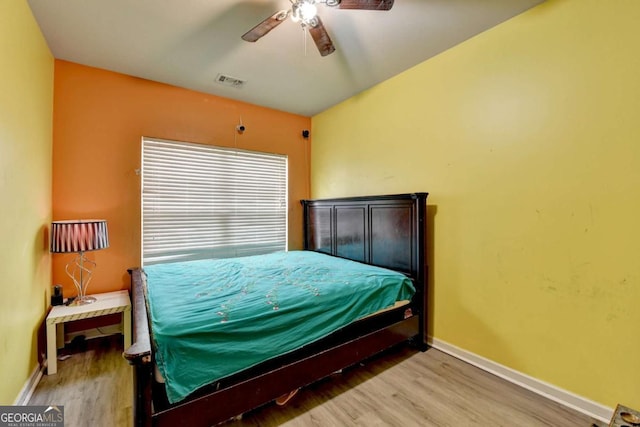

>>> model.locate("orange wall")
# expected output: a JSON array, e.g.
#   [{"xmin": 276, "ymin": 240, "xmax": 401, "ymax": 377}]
[{"xmin": 52, "ymin": 60, "xmax": 311, "ymax": 295}]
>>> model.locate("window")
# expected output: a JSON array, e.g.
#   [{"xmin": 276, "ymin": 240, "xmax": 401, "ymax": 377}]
[{"xmin": 142, "ymin": 138, "xmax": 288, "ymax": 265}]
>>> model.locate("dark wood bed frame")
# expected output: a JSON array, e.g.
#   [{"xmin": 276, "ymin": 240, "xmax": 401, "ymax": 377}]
[{"xmin": 124, "ymin": 192, "xmax": 429, "ymax": 427}]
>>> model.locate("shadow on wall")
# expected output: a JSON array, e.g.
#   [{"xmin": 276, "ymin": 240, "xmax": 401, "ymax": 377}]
[
  {"xmin": 35, "ymin": 224, "xmax": 51, "ymax": 369},
  {"xmin": 426, "ymin": 204, "xmax": 437, "ymax": 338}
]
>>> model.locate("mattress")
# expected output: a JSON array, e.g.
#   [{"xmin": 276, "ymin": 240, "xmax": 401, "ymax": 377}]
[{"xmin": 145, "ymin": 250, "xmax": 415, "ymax": 403}]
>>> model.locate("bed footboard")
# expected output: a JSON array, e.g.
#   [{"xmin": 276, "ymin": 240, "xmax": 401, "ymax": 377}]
[{"xmin": 123, "ymin": 268, "xmax": 153, "ymax": 427}]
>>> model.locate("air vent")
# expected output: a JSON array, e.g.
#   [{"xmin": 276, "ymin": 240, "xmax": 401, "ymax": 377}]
[{"xmin": 215, "ymin": 74, "xmax": 246, "ymax": 89}]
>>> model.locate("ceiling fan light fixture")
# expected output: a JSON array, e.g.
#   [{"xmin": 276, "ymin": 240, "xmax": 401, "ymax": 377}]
[
  {"xmin": 292, "ymin": 0, "xmax": 318, "ymax": 25},
  {"xmin": 300, "ymin": 2, "xmax": 318, "ymax": 21}
]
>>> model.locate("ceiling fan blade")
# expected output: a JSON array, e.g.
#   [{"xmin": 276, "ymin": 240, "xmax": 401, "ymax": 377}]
[
  {"xmin": 337, "ymin": 0, "xmax": 394, "ymax": 10},
  {"xmin": 241, "ymin": 10, "xmax": 289, "ymax": 42},
  {"xmin": 308, "ymin": 16, "xmax": 336, "ymax": 57}
]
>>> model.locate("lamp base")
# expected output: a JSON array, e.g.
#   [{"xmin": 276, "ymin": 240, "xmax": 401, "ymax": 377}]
[
  {"xmin": 65, "ymin": 251, "xmax": 98, "ymax": 306},
  {"xmin": 72, "ymin": 295, "xmax": 97, "ymax": 306}
]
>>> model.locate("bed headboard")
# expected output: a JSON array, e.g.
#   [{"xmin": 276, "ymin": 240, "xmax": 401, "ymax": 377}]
[{"xmin": 301, "ymin": 193, "xmax": 428, "ymax": 284}]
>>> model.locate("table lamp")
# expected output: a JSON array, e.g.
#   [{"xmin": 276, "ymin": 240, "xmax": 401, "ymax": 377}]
[{"xmin": 50, "ymin": 219, "xmax": 109, "ymax": 305}]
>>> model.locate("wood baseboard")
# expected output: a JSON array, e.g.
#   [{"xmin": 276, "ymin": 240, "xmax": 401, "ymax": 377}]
[
  {"xmin": 428, "ymin": 337, "xmax": 613, "ymax": 423},
  {"xmin": 13, "ymin": 363, "xmax": 45, "ymax": 405}
]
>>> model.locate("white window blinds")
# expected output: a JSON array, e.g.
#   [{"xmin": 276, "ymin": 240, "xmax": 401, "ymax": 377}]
[{"xmin": 142, "ymin": 138, "xmax": 288, "ymax": 265}]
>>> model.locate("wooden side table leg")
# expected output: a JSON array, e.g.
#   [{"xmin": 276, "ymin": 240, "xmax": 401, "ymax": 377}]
[
  {"xmin": 46, "ymin": 322, "xmax": 57, "ymax": 375},
  {"xmin": 56, "ymin": 323, "xmax": 64, "ymax": 349},
  {"xmin": 123, "ymin": 308, "xmax": 132, "ymax": 349}
]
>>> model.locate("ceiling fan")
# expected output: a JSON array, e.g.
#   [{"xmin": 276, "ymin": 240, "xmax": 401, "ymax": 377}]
[{"xmin": 241, "ymin": 0, "xmax": 394, "ymax": 57}]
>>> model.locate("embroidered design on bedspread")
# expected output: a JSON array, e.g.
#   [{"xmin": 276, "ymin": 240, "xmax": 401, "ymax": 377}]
[{"xmin": 194, "ymin": 261, "xmax": 325, "ymax": 321}]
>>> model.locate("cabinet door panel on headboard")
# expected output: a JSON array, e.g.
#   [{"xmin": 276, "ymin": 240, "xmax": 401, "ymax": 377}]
[
  {"xmin": 306, "ymin": 206, "xmax": 332, "ymax": 254},
  {"xmin": 370, "ymin": 204, "xmax": 414, "ymax": 274},
  {"xmin": 335, "ymin": 206, "xmax": 367, "ymax": 263}
]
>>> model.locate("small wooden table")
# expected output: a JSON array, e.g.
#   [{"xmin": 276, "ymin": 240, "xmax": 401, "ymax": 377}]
[{"xmin": 46, "ymin": 290, "xmax": 131, "ymax": 375}]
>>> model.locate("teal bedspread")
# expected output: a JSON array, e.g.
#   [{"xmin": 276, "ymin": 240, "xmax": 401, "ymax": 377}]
[{"xmin": 145, "ymin": 250, "xmax": 415, "ymax": 403}]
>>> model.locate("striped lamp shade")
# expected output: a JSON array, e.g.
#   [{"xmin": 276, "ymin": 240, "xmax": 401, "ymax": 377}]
[{"xmin": 50, "ymin": 220, "xmax": 110, "ymax": 253}]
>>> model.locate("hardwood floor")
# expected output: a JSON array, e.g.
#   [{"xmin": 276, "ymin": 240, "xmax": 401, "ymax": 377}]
[
  {"xmin": 29, "ymin": 336, "xmax": 604, "ymax": 427},
  {"xmin": 29, "ymin": 336, "xmax": 132, "ymax": 427}
]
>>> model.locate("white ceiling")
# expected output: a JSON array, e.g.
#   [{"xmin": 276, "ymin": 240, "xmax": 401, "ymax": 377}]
[{"xmin": 28, "ymin": 0, "xmax": 544, "ymax": 117}]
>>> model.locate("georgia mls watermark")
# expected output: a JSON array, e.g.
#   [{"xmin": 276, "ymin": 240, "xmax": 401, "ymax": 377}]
[{"xmin": 0, "ymin": 406, "xmax": 64, "ymax": 427}]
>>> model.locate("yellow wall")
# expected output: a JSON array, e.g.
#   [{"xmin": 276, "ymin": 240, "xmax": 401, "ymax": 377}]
[
  {"xmin": 0, "ymin": 1, "xmax": 54, "ymax": 403},
  {"xmin": 312, "ymin": 0, "xmax": 640, "ymax": 409}
]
